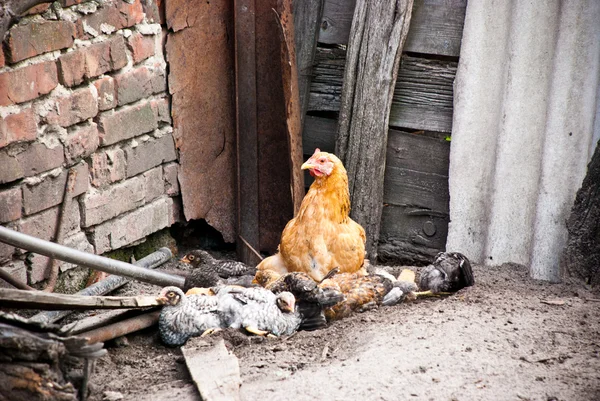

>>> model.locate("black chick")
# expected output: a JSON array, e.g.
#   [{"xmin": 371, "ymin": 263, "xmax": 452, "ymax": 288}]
[
  {"xmin": 418, "ymin": 252, "xmax": 475, "ymax": 294},
  {"xmin": 181, "ymin": 250, "xmax": 257, "ymax": 291},
  {"xmin": 264, "ymin": 269, "xmax": 343, "ymax": 330}
]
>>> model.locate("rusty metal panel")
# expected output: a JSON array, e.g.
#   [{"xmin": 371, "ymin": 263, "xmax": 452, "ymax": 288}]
[
  {"xmin": 234, "ymin": 0, "xmax": 261, "ymax": 265},
  {"xmin": 165, "ymin": 0, "xmax": 236, "ymax": 242},
  {"xmin": 255, "ymin": 0, "xmax": 294, "ymax": 253}
]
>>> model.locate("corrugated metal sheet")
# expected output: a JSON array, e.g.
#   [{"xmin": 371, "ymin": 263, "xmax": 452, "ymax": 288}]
[{"xmin": 447, "ymin": 0, "xmax": 600, "ymax": 281}]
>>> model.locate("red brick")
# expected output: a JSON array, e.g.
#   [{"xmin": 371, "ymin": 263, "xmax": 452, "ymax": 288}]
[
  {"xmin": 0, "ymin": 48, "xmax": 5, "ymax": 68},
  {"xmin": 93, "ymin": 77, "xmax": 117, "ymax": 111},
  {"xmin": 0, "ymin": 187, "xmax": 22, "ymax": 223},
  {"xmin": 90, "ymin": 197, "xmax": 171, "ymax": 253},
  {"xmin": 141, "ymin": 0, "xmax": 162, "ymax": 24},
  {"xmin": 81, "ymin": 175, "xmax": 145, "ymax": 227},
  {"xmin": 0, "ymin": 142, "xmax": 64, "ymax": 184},
  {"xmin": 65, "ymin": 122, "xmax": 99, "ymax": 164},
  {"xmin": 128, "ymin": 33, "xmax": 155, "ymax": 64},
  {"xmin": 125, "ymin": 133, "xmax": 177, "ymax": 177},
  {"xmin": 0, "ymin": 61, "xmax": 58, "ymax": 106},
  {"xmin": 22, "ymin": 162, "xmax": 89, "ymax": 215},
  {"xmin": 63, "ymin": 0, "xmax": 86, "ymax": 6},
  {"xmin": 163, "ymin": 162, "xmax": 179, "ymax": 196},
  {"xmin": 18, "ymin": 201, "xmax": 81, "ymax": 242},
  {"xmin": 76, "ymin": 0, "xmax": 144, "ymax": 39},
  {"xmin": 0, "ymin": 108, "xmax": 38, "ymax": 149},
  {"xmin": 7, "ymin": 21, "xmax": 75, "ymax": 63},
  {"xmin": 90, "ymin": 148, "xmax": 126, "ymax": 187},
  {"xmin": 45, "ymin": 87, "xmax": 99, "ymax": 127},
  {"xmin": 151, "ymin": 98, "xmax": 171, "ymax": 124},
  {"xmin": 58, "ymin": 50, "xmax": 86, "ymax": 87},
  {"xmin": 143, "ymin": 166, "xmax": 164, "ymax": 203},
  {"xmin": 98, "ymin": 102, "xmax": 157, "ymax": 146},
  {"xmin": 115, "ymin": 67, "xmax": 167, "ymax": 106},
  {"xmin": 24, "ymin": 3, "xmax": 52, "ymax": 15},
  {"xmin": 85, "ymin": 36, "xmax": 128, "ymax": 78}
]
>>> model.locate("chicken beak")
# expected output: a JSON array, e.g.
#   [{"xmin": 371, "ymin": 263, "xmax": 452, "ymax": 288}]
[
  {"xmin": 180, "ymin": 255, "xmax": 190, "ymax": 264},
  {"xmin": 156, "ymin": 296, "xmax": 168, "ymax": 305},
  {"xmin": 301, "ymin": 161, "xmax": 314, "ymax": 170}
]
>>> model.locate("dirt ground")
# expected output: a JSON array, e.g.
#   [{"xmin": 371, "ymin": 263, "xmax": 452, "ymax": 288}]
[{"xmin": 86, "ymin": 257, "xmax": 600, "ymax": 401}]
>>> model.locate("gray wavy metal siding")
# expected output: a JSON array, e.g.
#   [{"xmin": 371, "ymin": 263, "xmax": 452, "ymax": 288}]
[{"xmin": 447, "ymin": 0, "xmax": 600, "ymax": 281}]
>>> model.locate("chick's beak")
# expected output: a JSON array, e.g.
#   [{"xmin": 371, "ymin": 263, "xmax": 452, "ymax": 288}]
[
  {"xmin": 180, "ymin": 255, "xmax": 190, "ymax": 264},
  {"xmin": 156, "ymin": 296, "xmax": 168, "ymax": 305}
]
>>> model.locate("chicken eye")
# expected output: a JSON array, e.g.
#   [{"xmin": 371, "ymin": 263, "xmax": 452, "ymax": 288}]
[
  {"xmin": 188, "ymin": 254, "xmax": 195, "ymax": 261},
  {"xmin": 167, "ymin": 291, "xmax": 175, "ymax": 297},
  {"xmin": 318, "ymin": 157, "xmax": 326, "ymax": 163}
]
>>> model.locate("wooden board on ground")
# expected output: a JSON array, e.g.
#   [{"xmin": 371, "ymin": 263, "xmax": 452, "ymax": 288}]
[
  {"xmin": 182, "ymin": 338, "xmax": 242, "ymax": 401},
  {"xmin": 318, "ymin": 0, "xmax": 466, "ymax": 57},
  {"xmin": 0, "ymin": 288, "xmax": 160, "ymax": 310},
  {"xmin": 308, "ymin": 48, "xmax": 457, "ymax": 133}
]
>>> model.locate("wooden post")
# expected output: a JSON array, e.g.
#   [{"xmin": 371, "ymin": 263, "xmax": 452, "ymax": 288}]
[
  {"xmin": 293, "ymin": 0, "xmax": 325, "ymax": 135},
  {"xmin": 563, "ymin": 140, "xmax": 600, "ymax": 287},
  {"xmin": 335, "ymin": 0, "xmax": 413, "ymax": 259}
]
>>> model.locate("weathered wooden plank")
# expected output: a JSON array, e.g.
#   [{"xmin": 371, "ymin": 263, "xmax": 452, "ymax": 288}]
[
  {"xmin": 235, "ymin": 0, "xmax": 261, "ymax": 266},
  {"xmin": 336, "ymin": 0, "xmax": 414, "ymax": 258},
  {"xmin": 318, "ymin": 0, "xmax": 466, "ymax": 57},
  {"xmin": 303, "ymin": 115, "xmax": 337, "ymax": 154},
  {"xmin": 378, "ymin": 204, "xmax": 448, "ymax": 265},
  {"xmin": 0, "ymin": 288, "xmax": 160, "ymax": 310},
  {"xmin": 384, "ymin": 130, "xmax": 450, "ymax": 212},
  {"xmin": 308, "ymin": 48, "xmax": 457, "ymax": 132},
  {"xmin": 293, "ymin": 0, "xmax": 325, "ymax": 133},
  {"xmin": 277, "ymin": 0, "xmax": 306, "ymax": 215},
  {"xmin": 182, "ymin": 338, "xmax": 241, "ymax": 401},
  {"xmin": 256, "ymin": 0, "xmax": 296, "ymax": 252},
  {"xmin": 166, "ymin": 0, "xmax": 236, "ymax": 242}
]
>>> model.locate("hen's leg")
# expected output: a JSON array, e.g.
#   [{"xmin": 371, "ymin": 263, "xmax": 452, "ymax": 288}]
[
  {"xmin": 201, "ymin": 328, "xmax": 222, "ymax": 337},
  {"xmin": 413, "ymin": 290, "xmax": 453, "ymax": 298}
]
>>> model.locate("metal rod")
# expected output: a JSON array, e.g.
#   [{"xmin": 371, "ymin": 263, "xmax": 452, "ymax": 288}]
[
  {"xmin": 77, "ymin": 310, "xmax": 161, "ymax": 344},
  {"xmin": 29, "ymin": 247, "xmax": 174, "ymax": 324},
  {"xmin": 0, "ymin": 225, "xmax": 184, "ymax": 288},
  {"xmin": 0, "ymin": 266, "xmax": 35, "ymax": 290}
]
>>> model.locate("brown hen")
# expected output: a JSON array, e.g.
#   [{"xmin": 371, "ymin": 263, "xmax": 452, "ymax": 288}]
[{"xmin": 255, "ymin": 149, "xmax": 367, "ymax": 283}]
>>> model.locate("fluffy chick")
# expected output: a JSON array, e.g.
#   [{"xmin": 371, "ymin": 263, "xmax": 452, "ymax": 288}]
[
  {"xmin": 214, "ymin": 286, "xmax": 303, "ymax": 337},
  {"xmin": 157, "ymin": 286, "xmax": 221, "ymax": 346},
  {"xmin": 181, "ymin": 250, "xmax": 257, "ymax": 291}
]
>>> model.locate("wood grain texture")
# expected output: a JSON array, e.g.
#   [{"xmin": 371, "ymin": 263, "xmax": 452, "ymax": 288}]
[
  {"xmin": 318, "ymin": 0, "xmax": 466, "ymax": 57},
  {"xmin": 182, "ymin": 339, "xmax": 242, "ymax": 401},
  {"xmin": 277, "ymin": 0, "xmax": 305, "ymax": 215},
  {"xmin": 166, "ymin": 0, "xmax": 236, "ymax": 241},
  {"xmin": 309, "ymin": 48, "xmax": 457, "ymax": 132},
  {"xmin": 335, "ymin": 0, "xmax": 414, "ymax": 259},
  {"xmin": 235, "ymin": 0, "xmax": 261, "ymax": 265},
  {"xmin": 293, "ymin": 0, "xmax": 325, "ymax": 132},
  {"xmin": 0, "ymin": 288, "xmax": 160, "ymax": 310}
]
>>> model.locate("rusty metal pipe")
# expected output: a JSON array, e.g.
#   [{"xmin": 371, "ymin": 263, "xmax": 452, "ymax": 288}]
[
  {"xmin": 0, "ymin": 225, "xmax": 184, "ymax": 287},
  {"xmin": 78, "ymin": 310, "xmax": 161, "ymax": 344},
  {"xmin": 29, "ymin": 247, "xmax": 174, "ymax": 324}
]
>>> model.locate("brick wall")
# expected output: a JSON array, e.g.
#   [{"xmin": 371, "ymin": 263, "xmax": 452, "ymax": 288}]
[{"xmin": 0, "ymin": 0, "xmax": 181, "ymax": 286}]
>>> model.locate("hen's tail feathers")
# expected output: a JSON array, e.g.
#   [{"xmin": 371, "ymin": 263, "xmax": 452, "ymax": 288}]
[{"xmin": 297, "ymin": 302, "xmax": 327, "ymax": 331}]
